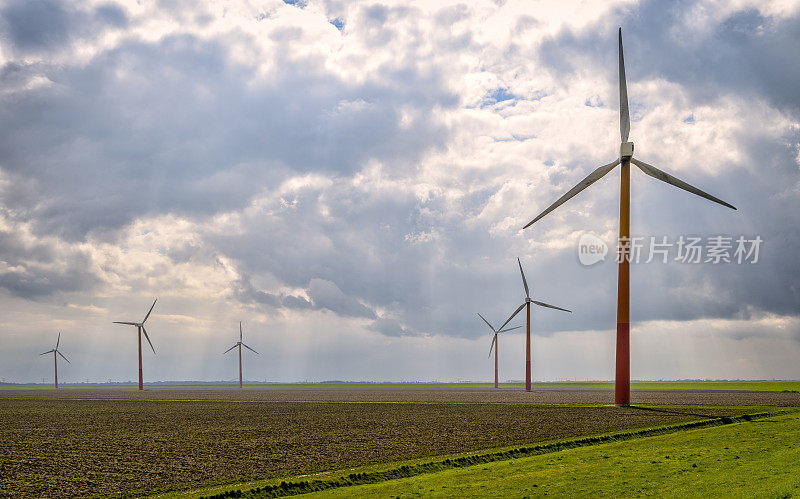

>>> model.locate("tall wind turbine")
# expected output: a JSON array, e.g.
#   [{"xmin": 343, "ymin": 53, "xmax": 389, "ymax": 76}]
[
  {"xmin": 523, "ymin": 28, "xmax": 736, "ymax": 405},
  {"xmin": 113, "ymin": 299, "xmax": 157, "ymax": 391},
  {"xmin": 478, "ymin": 313, "xmax": 521, "ymax": 389},
  {"xmin": 498, "ymin": 258, "xmax": 571, "ymax": 391},
  {"xmin": 39, "ymin": 332, "xmax": 70, "ymax": 389},
  {"xmin": 224, "ymin": 322, "xmax": 258, "ymax": 388}
]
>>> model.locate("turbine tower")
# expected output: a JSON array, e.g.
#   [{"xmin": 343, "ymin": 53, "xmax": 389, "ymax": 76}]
[
  {"xmin": 498, "ymin": 258, "xmax": 571, "ymax": 391},
  {"xmin": 113, "ymin": 299, "xmax": 157, "ymax": 391},
  {"xmin": 224, "ymin": 322, "xmax": 258, "ymax": 388},
  {"xmin": 523, "ymin": 28, "xmax": 735, "ymax": 405},
  {"xmin": 39, "ymin": 332, "xmax": 70, "ymax": 389},
  {"xmin": 477, "ymin": 313, "xmax": 521, "ymax": 389}
]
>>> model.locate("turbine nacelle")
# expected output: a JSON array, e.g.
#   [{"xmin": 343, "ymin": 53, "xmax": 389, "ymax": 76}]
[{"xmin": 620, "ymin": 141, "xmax": 634, "ymax": 160}]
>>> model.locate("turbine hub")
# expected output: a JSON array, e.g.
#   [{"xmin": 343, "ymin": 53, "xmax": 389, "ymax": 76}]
[
  {"xmin": 525, "ymin": 297, "xmax": 532, "ymax": 303},
  {"xmin": 620, "ymin": 141, "xmax": 634, "ymax": 160}
]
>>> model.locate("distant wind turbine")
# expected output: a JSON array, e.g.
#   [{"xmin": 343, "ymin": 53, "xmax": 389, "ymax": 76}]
[
  {"xmin": 522, "ymin": 28, "xmax": 735, "ymax": 405},
  {"xmin": 477, "ymin": 313, "xmax": 521, "ymax": 389},
  {"xmin": 113, "ymin": 299, "xmax": 157, "ymax": 391},
  {"xmin": 498, "ymin": 258, "xmax": 571, "ymax": 392},
  {"xmin": 224, "ymin": 322, "xmax": 258, "ymax": 388},
  {"xmin": 40, "ymin": 332, "xmax": 70, "ymax": 389}
]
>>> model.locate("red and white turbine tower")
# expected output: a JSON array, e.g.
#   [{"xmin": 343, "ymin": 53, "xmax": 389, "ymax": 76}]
[
  {"xmin": 498, "ymin": 258, "xmax": 571, "ymax": 391},
  {"xmin": 113, "ymin": 299, "xmax": 158, "ymax": 390},
  {"xmin": 477, "ymin": 313, "xmax": 521, "ymax": 389},
  {"xmin": 39, "ymin": 332, "xmax": 70, "ymax": 388},
  {"xmin": 224, "ymin": 322, "xmax": 259, "ymax": 388},
  {"xmin": 522, "ymin": 29, "xmax": 735, "ymax": 405}
]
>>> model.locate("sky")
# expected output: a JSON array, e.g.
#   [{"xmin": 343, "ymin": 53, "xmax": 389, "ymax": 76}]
[{"xmin": 1, "ymin": 0, "xmax": 799, "ymax": 383}]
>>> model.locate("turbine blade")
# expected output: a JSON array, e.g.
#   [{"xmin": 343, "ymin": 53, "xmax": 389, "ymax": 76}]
[
  {"xmin": 619, "ymin": 27, "xmax": 630, "ymax": 143},
  {"xmin": 631, "ymin": 158, "xmax": 736, "ymax": 210},
  {"xmin": 113, "ymin": 322, "xmax": 138, "ymax": 326},
  {"xmin": 239, "ymin": 321, "xmax": 243, "ymax": 343},
  {"xmin": 223, "ymin": 344, "xmax": 238, "ymax": 354},
  {"xmin": 141, "ymin": 326, "xmax": 156, "ymax": 354},
  {"xmin": 488, "ymin": 334, "xmax": 496, "ymax": 358},
  {"xmin": 476, "ymin": 313, "xmax": 496, "ymax": 332},
  {"xmin": 242, "ymin": 343, "xmax": 259, "ymax": 354},
  {"xmin": 40, "ymin": 350, "xmax": 55, "ymax": 355},
  {"xmin": 142, "ymin": 299, "xmax": 157, "ymax": 324},
  {"xmin": 517, "ymin": 257, "xmax": 530, "ymax": 298},
  {"xmin": 57, "ymin": 351, "xmax": 71, "ymax": 364},
  {"xmin": 498, "ymin": 302, "xmax": 526, "ymax": 332},
  {"xmin": 532, "ymin": 300, "xmax": 572, "ymax": 313},
  {"xmin": 523, "ymin": 159, "xmax": 620, "ymax": 229},
  {"xmin": 497, "ymin": 325, "xmax": 523, "ymax": 333},
  {"xmin": 56, "ymin": 332, "xmax": 60, "ymax": 349}
]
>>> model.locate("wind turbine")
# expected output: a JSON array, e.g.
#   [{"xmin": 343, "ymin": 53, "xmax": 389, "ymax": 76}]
[
  {"xmin": 39, "ymin": 332, "xmax": 70, "ymax": 389},
  {"xmin": 522, "ymin": 28, "xmax": 736, "ymax": 405},
  {"xmin": 224, "ymin": 322, "xmax": 258, "ymax": 388},
  {"xmin": 498, "ymin": 258, "xmax": 571, "ymax": 391},
  {"xmin": 478, "ymin": 313, "xmax": 521, "ymax": 389},
  {"xmin": 113, "ymin": 299, "xmax": 157, "ymax": 391}
]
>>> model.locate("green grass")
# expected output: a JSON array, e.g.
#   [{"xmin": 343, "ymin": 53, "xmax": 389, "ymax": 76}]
[
  {"xmin": 2, "ymin": 381, "xmax": 799, "ymax": 391},
  {"xmin": 303, "ymin": 411, "xmax": 800, "ymax": 498}
]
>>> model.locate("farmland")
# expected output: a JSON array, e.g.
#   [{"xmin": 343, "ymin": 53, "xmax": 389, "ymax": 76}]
[
  {"xmin": 0, "ymin": 393, "xmax": 771, "ymax": 497},
  {"xmin": 3, "ymin": 385, "xmax": 800, "ymax": 406}
]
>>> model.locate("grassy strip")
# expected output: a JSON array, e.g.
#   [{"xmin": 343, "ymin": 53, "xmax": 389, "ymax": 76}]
[{"xmin": 198, "ymin": 410, "xmax": 780, "ymax": 499}]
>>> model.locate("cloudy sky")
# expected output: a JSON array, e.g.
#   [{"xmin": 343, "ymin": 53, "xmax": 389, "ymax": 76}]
[{"xmin": 1, "ymin": 0, "xmax": 798, "ymax": 383}]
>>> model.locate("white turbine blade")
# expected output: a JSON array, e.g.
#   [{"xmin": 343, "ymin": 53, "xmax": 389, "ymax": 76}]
[
  {"xmin": 141, "ymin": 326, "xmax": 156, "ymax": 354},
  {"xmin": 497, "ymin": 325, "xmax": 523, "ymax": 333},
  {"xmin": 142, "ymin": 299, "xmax": 157, "ymax": 324},
  {"xmin": 476, "ymin": 313, "xmax": 496, "ymax": 332},
  {"xmin": 488, "ymin": 334, "xmax": 496, "ymax": 358},
  {"xmin": 239, "ymin": 321, "xmax": 243, "ymax": 343},
  {"xmin": 631, "ymin": 158, "xmax": 736, "ymax": 210},
  {"xmin": 619, "ymin": 27, "xmax": 630, "ymax": 143},
  {"xmin": 532, "ymin": 300, "xmax": 572, "ymax": 313},
  {"xmin": 56, "ymin": 332, "xmax": 60, "ymax": 349},
  {"xmin": 40, "ymin": 349, "xmax": 55, "ymax": 355},
  {"xmin": 498, "ymin": 302, "xmax": 526, "ymax": 332},
  {"xmin": 517, "ymin": 258, "xmax": 530, "ymax": 299},
  {"xmin": 113, "ymin": 321, "xmax": 138, "ymax": 326},
  {"xmin": 242, "ymin": 343, "xmax": 259, "ymax": 354},
  {"xmin": 523, "ymin": 159, "xmax": 620, "ymax": 229},
  {"xmin": 223, "ymin": 344, "xmax": 238, "ymax": 354},
  {"xmin": 57, "ymin": 351, "xmax": 71, "ymax": 364}
]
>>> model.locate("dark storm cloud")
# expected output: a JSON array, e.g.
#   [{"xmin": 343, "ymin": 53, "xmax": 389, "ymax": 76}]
[
  {"xmin": 236, "ymin": 275, "xmax": 374, "ymax": 320},
  {"xmin": 538, "ymin": 1, "xmax": 800, "ymax": 116},
  {"xmin": 0, "ymin": 230, "xmax": 100, "ymax": 298},
  {"xmin": 0, "ymin": 0, "xmax": 127, "ymax": 54},
  {"xmin": 0, "ymin": 29, "xmax": 454, "ymax": 241},
  {"xmin": 308, "ymin": 278, "xmax": 376, "ymax": 319},
  {"xmin": 234, "ymin": 275, "xmax": 312, "ymax": 310},
  {"xmin": 206, "ymin": 173, "xmax": 544, "ymax": 339}
]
